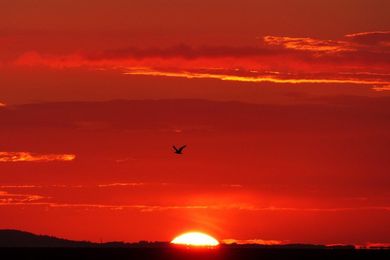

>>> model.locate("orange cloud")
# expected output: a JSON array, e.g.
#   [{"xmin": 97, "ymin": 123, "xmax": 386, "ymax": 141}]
[
  {"xmin": 0, "ymin": 183, "xmax": 170, "ymax": 189},
  {"xmin": 1, "ymin": 194, "xmax": 389, "ymax": 213},
  {"xmin": 0, "ymin": 185, "xmax": 42, "ymax": 188},
  {"xmin": 10, "ymin": 31, "xmax": 390, "ymax": 90},
  {"xmin": 345, "ymin": 31, "xmax": 390, "ymax": 46},
  {"xmin": 357, "ymin": 242, "xmax": 390, "ymax": 249},
  {"xmin": 0, "ymin": 190, "xmax": 45, "ymax": 203},
  {"xmin": 263, "ymin": 36, "xmax": 353, "ymax": 53},
  {"xmin": 123, "ymin": 67, "xmax": 390, "ymax": 87},
  {"xmin": 0, "ymin": 152, "xmax": 76, "ymax": 162},
  {"xmin": 0, "ymin": 200, "xmax": 258, "ymax": 212},
  {"xmin": 372, "ymin": 85, "xmax": 390, "ymax": 92},
  {"xmin": 97, "ymin": 182, "xmax": 146, "ymax": 187}
]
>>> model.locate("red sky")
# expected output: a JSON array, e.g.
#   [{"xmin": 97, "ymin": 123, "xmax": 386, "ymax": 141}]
[{"xmin": 0, "ymin": 0, "xmax": 390, "ymax": 246}]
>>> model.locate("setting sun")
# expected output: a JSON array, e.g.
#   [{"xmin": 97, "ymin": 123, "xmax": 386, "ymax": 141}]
[{"xmin": 171, "ymin": 232, "xmax": 219, "ymax": 247}]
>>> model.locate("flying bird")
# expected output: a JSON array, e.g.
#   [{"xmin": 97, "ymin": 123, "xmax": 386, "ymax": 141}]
[{"xmin": 173, "ymin": 145, "xmax": 186, "ymax": 154}]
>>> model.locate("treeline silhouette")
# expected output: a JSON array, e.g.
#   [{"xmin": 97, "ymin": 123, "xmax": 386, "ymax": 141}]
[
  {"xmin": 1, "ymin": 230, "xmax": 389, "ymax": 260},
  {"xmin": 0, "ymin": 229, "xmax": 355, "ymax": 249},
  {"xmin": 0, "ymin": 230, "xmax": 169, "ymax": 248}
]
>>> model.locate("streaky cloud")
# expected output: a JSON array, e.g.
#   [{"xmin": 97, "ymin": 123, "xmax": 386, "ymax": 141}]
[
  {"xmin": 123, "ymin": 67, "xmax": 390, "ymax": 87},
  {"xmin": 97, "ymin": 182, "xmax": 146, "ymax": 187},
  {"xmin": 12, "ymin": 31, "xmax": 390, "ymax": 90},
  {"xmin": 0, "ymin": 190, "xmax": 45, "ymax": 203},
  {"xmin": 372, "ymin": 85, "xmax": 390, "ymax": 92},
  {"xmin": 222, "ymin": 238, "xmax": 286, "ymax": 245},
  {"xmin": 345, "ymin": 31, "xmax": 390, "ymax": 46},
  {"xmin": 0, "ymin": 152, "xmax": 76, "ymax": 162},
  {"xmin": 263, "ymin": 36, "xmax": 353, "ymax": 53}
]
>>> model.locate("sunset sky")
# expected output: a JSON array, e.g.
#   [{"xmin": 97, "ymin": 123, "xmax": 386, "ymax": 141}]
[{"xmin": 1, "ymin": 0, "xmax": 390, "ymax": 246}]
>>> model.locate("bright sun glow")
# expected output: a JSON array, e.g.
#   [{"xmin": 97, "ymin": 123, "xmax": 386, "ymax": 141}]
[{"xmin": 171, "ymin": 232, "xmax": 219, "ymax": 247}]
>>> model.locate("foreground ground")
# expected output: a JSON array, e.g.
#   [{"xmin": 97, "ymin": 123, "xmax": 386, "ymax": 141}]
[{"xmin": 0, "ymin": 248, "xmax": 389, "ymax": 260}]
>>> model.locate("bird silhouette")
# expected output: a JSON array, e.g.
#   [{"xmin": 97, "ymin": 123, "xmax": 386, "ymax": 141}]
[{"xmin": 173, "ymin": 145, "xmax": 186, "ymax": 154}]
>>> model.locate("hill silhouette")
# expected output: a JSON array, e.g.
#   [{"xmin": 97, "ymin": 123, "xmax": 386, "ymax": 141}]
[
  {"xmin": 0, "ymin": 230, "xmax": 94, "ymax": 247},
  {"xmin": 0, "ymin": 230, "xmax": 172, "ymax": 248},
  {"xmin": 0, "ymin": 229, "xmax": 355, "ymax": 249},
  {"xmin": 1, "ymin": 230, "xmax": 389, "ymax": 260}
]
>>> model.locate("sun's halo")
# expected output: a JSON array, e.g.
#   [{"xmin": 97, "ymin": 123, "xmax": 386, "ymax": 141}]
[{"xmin": 171, "ymin": 232, "xmax": 219, "ymax": 247}]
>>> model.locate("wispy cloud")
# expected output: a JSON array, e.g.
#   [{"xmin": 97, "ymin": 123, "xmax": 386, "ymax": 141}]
[
  {"xmin": 263, "ymin": 36, "xmax": 353, "ymax": 53},
  {"xmin": 372, "ymin": 85, "xmax": 390, "ymax": 92},
  {"xmin": 221, "ymin": 184, "xmax": 243, "ymax": 188},
  {"xmin": 251, "ymin": 206, "xmax": 390, "ymax": 212},
  {"xmin": 0, "ymin": 200, "xmax": 258, "ymax": 212},
  {"xmin": 222, "ymin": 238, "xmax": 286, "ymax": 245},
  {"xmin": 0, "ymin": 190, "xmax": 46, "ymax": 203},
  {"xmin": 123, "ymin": 68, "xmax": 390, "ymax": 86},
  {"xmin": 357, "ymin": 242, "xmax": 390, "ymax": 249},
  {"xmin": 0, "ymin": 152, "xmax": 76, "ymax": 162},
  {"xmin": 0, "ymin": 195, "xmax": 389, "ymax": 213},
  {"xmin": 0, "ymin": 185, "xmax": 43, "ymax": 188},
  {"xmin": 345, "ymin": 31, "xmax": 390, "ymax": 46},
  {"xmin": 97, "ymin": 182, "xmax": 146, "ymax": 187},
  {"xmin": 0, "ymin": 182, "xmax": 171, "ymax": 190},
  {"xmin": 0, "ymin": 182, "xmax": 245, "ymax": 189}
]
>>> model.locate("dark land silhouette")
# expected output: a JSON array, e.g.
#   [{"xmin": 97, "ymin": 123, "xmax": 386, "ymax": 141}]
[{"xmin": 0, "ymin": 230, "xmax": 389, "ymax": 259}]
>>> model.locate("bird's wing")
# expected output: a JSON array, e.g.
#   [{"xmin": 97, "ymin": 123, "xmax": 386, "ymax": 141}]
[
  {"xmin": 172, "ymin": 145, "xmax": 178, "ymax": 152},
  {"xmin": 178, "ymin": 145, "xmax": 187, "ymax": 152}
]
